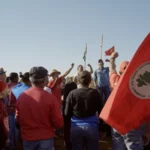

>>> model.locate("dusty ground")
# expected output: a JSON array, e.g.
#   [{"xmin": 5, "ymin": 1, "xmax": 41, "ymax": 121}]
[{"xmin": 54, "ymin": 136, "xmax": 112, "ymax": 150}]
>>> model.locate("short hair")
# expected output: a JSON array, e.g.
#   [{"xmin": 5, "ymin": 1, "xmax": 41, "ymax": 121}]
[
  {"xmin": 78, "ymin": 71, "xmax": 91, "ymax": 86},
  {"xmin": 19, "ymin": 72, "xmax": 30, "ymax": 83},
  {"xmin": 9, "ymin": 72, "xmax": 18, "ymax": 82}
]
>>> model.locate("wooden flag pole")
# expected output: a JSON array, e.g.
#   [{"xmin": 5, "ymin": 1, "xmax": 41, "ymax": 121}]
[{"xmin": 100, "ymin": 34, "xmax": 103, "ymax": 59}]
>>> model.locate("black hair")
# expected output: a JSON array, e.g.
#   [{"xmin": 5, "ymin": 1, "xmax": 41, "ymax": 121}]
[
  {"xmin": 9, "ymin": 72, "xmax": 18, "ymax": 82},
  {"xmin": 19, "ymin": 72, "xmax": 30, "ymax": 83}
]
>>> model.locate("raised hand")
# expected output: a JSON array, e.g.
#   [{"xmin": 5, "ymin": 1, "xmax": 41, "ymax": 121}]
[
  {"xmin": 87, "ymin": 64, "xmax": 91, "ymax": 67},
  {"xmin": 111, "ymin": 52, "xmax": 119, "ymax": 59},
  {"xmin": 71, "ymin": 63, "xmax": 75, "ymax": 68}
]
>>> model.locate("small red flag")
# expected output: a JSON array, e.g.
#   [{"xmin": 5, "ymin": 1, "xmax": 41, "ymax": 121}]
[
  {"xmin": 105, "ymin": 46, "xmax": 115, "ymax": 56},
  {"xmin": 100, "ymin": 33, "xmax": 150, "ymax": 134}
]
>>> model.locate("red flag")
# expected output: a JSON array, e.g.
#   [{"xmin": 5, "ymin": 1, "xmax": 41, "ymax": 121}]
[
  {"xmin": 100, "ymin": 33, "xmax": 150, "ymax": 134},
  {"xmin": 105, "ymin": 46, "xmax": 115, "ymax": 56}
]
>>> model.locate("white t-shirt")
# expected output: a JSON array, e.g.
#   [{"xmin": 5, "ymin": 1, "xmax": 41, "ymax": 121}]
[{"xmin": 44, "ymin": 86, "xmax": 52, "ymax": 94}]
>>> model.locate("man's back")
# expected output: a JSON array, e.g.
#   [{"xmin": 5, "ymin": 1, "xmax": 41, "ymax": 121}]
[
  {"xmin": 65, "ymin": 88, "xmax": 102, "ymax": 118},
  {"xmin": 16, "ymin": 87, "xmax": 63, "ymax": 141}
]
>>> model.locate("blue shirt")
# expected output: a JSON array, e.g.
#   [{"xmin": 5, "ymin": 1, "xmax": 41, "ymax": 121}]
[
  {"xmin": 94, "ymin": 67, "xmax": 110, "ymax": 88},
  {"xmin": 71, "ymin": 115, "xmax": 99, "ymax": 127},
  {"xmin": 12, "ymin": 83, "xmax": 30, "ymax": 99}
]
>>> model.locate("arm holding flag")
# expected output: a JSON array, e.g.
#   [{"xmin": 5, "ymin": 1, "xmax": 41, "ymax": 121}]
[{"xmin": 109, "ymin": 52, "xmax": 119, "ymax": 74}]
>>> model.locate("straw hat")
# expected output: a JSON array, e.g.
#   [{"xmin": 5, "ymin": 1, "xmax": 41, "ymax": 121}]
[{"xmin": 49, "ymin": 69, "xmax": 61, "ymax": 76}]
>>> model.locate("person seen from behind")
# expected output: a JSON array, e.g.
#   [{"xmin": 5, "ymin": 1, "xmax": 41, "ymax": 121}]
[
  {"xmin": 8, "ymin": 72, "xmax": 31, "ymax": 150},
  {"xmin": 62, "ymin": 77, "xmax": 77, "ymax": 150},
  {"xmin": 16, "ymin": 66, "xmax": 63, "ymax": 150},
  {"xmin": 0, "ymin": 81, "xmax": 9, "ymax": 150},
  {"xmin": 64, "ymin": 71, "xmax": 102, "ymax": 150},
  {"xmin": 7, "ymin": 72, "xmax": 19, "ymax": 150}
]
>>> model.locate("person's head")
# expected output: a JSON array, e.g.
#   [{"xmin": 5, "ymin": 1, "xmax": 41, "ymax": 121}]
[
  {"xmin": 77, "ymin": 65, "xmax": 84, "ymax": 73},
  {"xmin": 29, "ymin": 66, "xmax": 49, "ymax": 88},
  {"xmin": 50, "ymin": 69, "xmax": 61, "ymax": 79},
  {"xmin": 19, "ymin": 72, "xmax": 31, "ymax": 86},
  {"xmin": 119, "ymin": 61, "xmax": 129, "ymax": 75},
  {"xmin": 0, "ymin": 68, "xmax": 7, "ymax": 82},
  {"xmin": 98, "ymin": 59, "xmax": 104, "ymax": 68},
  {"xmin": 78, "ymin": 70, "xmax": 92, "ymax": 87},
  {"xmin": 9, "ymin": 72, "xmax": 19, "ymax": 83}
]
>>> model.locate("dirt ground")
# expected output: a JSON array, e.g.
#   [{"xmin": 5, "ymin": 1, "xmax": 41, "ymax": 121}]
[{"xmin": 54, "ymin": 136, "xmax": 112, "ymax": 150}]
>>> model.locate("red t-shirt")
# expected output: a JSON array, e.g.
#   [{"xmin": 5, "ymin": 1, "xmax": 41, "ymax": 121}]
[
  {"xmin": 16, "ymin": 87, "xmax": 63, "ymax": 141},
  {"xmin": 48, "ymin": 77, "xmax": 63, "ymax": 105},
  {"xmin": 109, "ymin": 72, "xmax": 120, "ymax": 90}
]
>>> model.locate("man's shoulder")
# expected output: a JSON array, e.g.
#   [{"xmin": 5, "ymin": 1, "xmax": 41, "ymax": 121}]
[{"xmin": 110, "ymin": 72, "xmax": 119, "ymax": 78}]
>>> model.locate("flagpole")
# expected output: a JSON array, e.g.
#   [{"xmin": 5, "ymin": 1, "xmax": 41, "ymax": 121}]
[
  {"xmin": 84, "ymin": 59, "xmax": 86, "ymax": 70},
  {"xmin": 84, "ymin": 43, "xmax": 87, "ymax": 70},
  {"xmin": 100, "ymin": 34, "xmax": 103, "ymax": 59}
]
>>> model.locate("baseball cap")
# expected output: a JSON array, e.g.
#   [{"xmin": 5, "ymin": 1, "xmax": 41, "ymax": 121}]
[
  {"xmin": 29, "ymin": 66, "xmax": 49, "ymax": 79},
  {"xmin": 49, "ymin": 69, "xmax": 61, "ymax": 76}
]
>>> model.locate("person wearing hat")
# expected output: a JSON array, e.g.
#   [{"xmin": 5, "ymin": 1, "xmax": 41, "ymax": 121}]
[
  {"xmin": 0, "ymin": 81, "xmax": 9, "ymax": 150},
  {"xmin": 94, "ymin": 59, "xmax": 110, "ymax": 106},
  {"xmin": 16, "ymin": 66, "xmax": 63, "ymax": 150},
  {"xmin": 0, "ymin": 68, "xmax": 7, "ymax": 82},
  {"xmin": 64, "ymin": 71, "xmax": 102, "ymax": 150},
  {"xmin": 48, "ymin": 63, "xmax": 74, "ymax": 106}
]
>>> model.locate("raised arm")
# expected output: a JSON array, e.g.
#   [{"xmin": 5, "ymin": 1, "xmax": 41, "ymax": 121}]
[
  {"xmin": 62, "ymin": 63, "xmax": 74, "ymax": 78},
  {"xmin": 87, "ymin": 64, "xmax": 93, "ymax": 74},
  {"xmin": 109, "ymin": 52, "xmax": 119, "ymax": 74},
  {"xmin": 48, "ymin": 78, "xmax": 58, "ymax": 89}
]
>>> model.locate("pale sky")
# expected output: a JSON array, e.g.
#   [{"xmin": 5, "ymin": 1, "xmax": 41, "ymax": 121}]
[{"xmin": 0, "ymin": 0, "xmax": 149, "ymax": 76}]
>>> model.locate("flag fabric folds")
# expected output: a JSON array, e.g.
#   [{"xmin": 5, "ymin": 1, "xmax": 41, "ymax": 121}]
[
  {"xmin": 105, "ymin": 46, "xmax": 115, "ymax": 56},
  {"xmin": 100, "ymin": 33, "xmax": 150, "ymax": 134}
]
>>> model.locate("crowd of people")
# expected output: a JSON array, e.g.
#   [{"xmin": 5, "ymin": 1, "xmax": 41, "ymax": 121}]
[{"xmin": 0, "ymin": 51, "xmax": 150, "ymax": 150}]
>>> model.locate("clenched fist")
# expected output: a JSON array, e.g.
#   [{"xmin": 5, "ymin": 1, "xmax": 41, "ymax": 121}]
[{"xmin": 111, "ymin": 52, "xmax": 119, "ymax": 59}]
